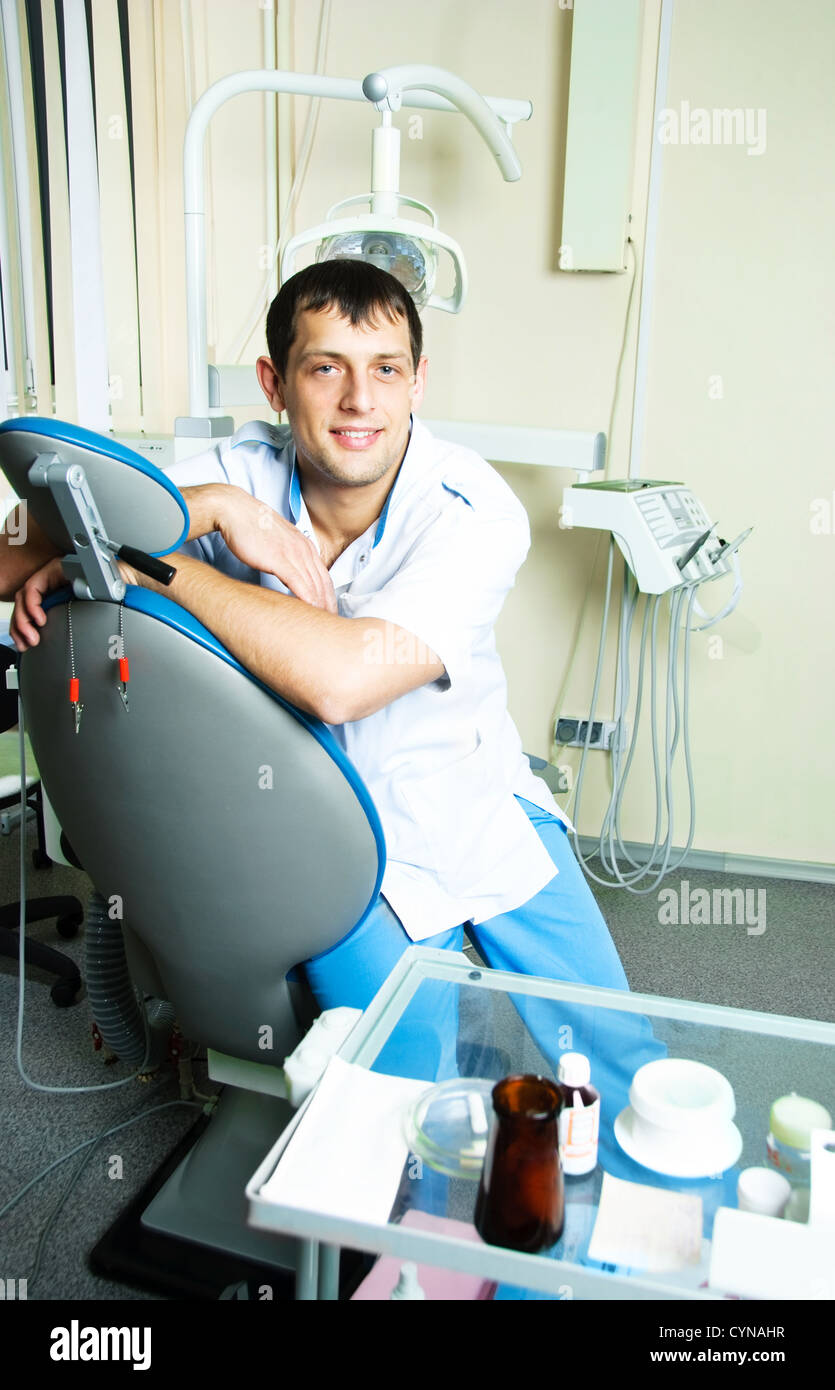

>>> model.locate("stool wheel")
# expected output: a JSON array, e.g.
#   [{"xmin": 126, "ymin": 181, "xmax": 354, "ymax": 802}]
[
  {"xmin": 51, "ymin": 975, "xmax": 81, "ymax": 1007},
  {"xmin": 56, "ymin": 911, "xmax": 83, "ymax": 939}
]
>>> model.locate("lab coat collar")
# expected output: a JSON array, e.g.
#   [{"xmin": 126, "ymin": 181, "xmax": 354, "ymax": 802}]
[{"xmin": 228, "ymin": 413, "xmax": 431, "ymax": 538}]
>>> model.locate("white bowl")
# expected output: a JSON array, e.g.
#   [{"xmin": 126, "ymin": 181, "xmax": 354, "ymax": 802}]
[{"xmin": 629, "ymin": 1059, "xmax": 736, "ymax": 1135}]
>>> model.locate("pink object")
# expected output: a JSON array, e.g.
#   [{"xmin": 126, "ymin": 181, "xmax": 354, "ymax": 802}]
[{"xmin": 350, "ymin": 1212, "xmax": 496, "ymax": 1300}]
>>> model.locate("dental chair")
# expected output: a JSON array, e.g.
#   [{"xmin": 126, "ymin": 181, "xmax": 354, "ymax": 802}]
[
  {"xmin": 0, "ymin": 646, "xmax": 84, "ymax": 1005},
  {"xmin": 0, "ymin": 417, "xmax": 385, "ymax": 1297}
]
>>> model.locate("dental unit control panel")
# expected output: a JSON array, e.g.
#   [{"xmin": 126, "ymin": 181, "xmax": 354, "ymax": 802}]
[{"xmin": 562, "ymin": 478, "xmax": 752, "ymax": 595}]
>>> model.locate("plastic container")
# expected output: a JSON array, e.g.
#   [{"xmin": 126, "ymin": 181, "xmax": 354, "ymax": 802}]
[
  {"xmin": 766, "ymin": 1093, "xmax": 832, "ymax": 1186},
  {"xmin": 405, "ymin": 1078, "xmax": 494, "ymax": 1179}
]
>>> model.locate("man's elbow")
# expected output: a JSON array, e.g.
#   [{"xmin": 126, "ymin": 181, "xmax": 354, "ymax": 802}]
[
  {"xmin": 289, "ymin": 667, "xmax": 355, "ymax": 726},
  {"xmin": 308, "ymin": 666, "xmax": 389, "ymax": 725},
  {"xmin": 311, "ymin": 682, "xmax": 371, "ymax": 726}
]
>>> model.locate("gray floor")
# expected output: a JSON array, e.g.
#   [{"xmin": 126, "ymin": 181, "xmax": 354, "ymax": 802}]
[{"xmin": 0, "ymin": 816, "xmax": 832, "ymax": 1303}]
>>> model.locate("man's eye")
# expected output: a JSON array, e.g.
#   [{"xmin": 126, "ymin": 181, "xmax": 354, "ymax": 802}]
[
  {"xmin": 315, "ymin": 364, "xmax": 336, "ymax": 374},
  {"xmin": 377, "ymin": 364, "xmax": 396, "ymax": 376}
]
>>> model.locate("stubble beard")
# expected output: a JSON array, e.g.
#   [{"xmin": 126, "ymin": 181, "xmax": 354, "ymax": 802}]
[{"xmin": 298, "ymin": 427, "xmax": 408, "ymax": 490}]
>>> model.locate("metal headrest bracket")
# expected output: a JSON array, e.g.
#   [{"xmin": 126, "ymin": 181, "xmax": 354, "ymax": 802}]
[
  {"xmin": 26, "ymin": 453, "xmax": 177, "ymax": 602},
  {"xmin": 27, "ymin": 453, "xmax": 125, "ymax": 602}
]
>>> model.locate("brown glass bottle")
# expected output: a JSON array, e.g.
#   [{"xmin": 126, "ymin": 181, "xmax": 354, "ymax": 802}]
[{"xmin": 474, "ymin": 1075, "xmax": 565, "ymax": 1253}]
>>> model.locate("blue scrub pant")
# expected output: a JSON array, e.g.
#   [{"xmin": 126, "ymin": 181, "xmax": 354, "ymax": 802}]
[{"xmin": 303, "ymin": 797, "xmax": 663, "ymax": 1119}]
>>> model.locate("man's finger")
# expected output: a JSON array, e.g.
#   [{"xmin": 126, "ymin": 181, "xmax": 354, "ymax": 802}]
[
  {"xmin": 299, "ymin": 539, "xmax": 338, "ymax": 611},
  {"xmin": 21, "ymin": 584, "xmax": 47, "ymax": 627},
  {"xmin": 10, "ymin": 605, "xmax": 37, "ymax": 649}
]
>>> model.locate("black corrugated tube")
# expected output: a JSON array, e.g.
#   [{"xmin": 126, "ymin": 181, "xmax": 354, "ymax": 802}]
[{"xmin": 84, "ymin": 889, "xmax": 174, "ymax": 1066}]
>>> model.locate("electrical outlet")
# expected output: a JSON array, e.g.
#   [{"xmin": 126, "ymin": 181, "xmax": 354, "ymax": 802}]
[{"xmin": 554, "ymin": 717, "xmax": 620, "ymax": 750}]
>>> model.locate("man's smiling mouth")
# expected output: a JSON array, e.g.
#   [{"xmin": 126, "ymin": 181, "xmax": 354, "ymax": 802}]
[{"xmin": 330, "ymin": 428, "xmax": 383, "ymax": 448}]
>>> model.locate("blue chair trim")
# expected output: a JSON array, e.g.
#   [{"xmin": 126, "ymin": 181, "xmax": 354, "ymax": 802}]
[
  {"xmin": 0, "ymin": 416, "xmax": 189, "ymax": 557},
  {"xmin": 41, "ymin": 586, "xmax": 387, "ymax": 928}
]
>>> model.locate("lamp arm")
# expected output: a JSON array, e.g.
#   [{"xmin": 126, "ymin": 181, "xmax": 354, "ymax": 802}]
[
  {"xmin": 183, "ymin": 68, "xmax": 530, "ymax": 419},
  {"xmin": 362, "ymin": 65, "xmax": 523, "ymax": 183}
]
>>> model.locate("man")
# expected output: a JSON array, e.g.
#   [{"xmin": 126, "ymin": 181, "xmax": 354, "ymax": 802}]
[{"xmin": 6, "ymin": 261, "xmax": 640, "ymax": 1086}]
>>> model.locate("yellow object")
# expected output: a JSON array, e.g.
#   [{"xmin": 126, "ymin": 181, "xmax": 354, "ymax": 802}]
[{"xmin": 769, "ymin": 1094, "xmax": 832, "ymax": 1151}]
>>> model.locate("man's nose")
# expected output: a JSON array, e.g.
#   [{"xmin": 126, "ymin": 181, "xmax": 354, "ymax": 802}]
[{"xmin": 339, "ymin": 371, "xmax": 375, "ymax": 413}]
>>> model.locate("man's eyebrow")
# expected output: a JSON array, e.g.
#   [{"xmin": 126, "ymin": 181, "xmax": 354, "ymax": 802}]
[{"xmin": 298, "ymin": 348, "xmax": 411, "ymax": 362}]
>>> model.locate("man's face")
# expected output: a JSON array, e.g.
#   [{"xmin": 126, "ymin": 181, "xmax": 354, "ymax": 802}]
[{"xmin": 257, "ymin": 306, "xmax": 427, "ymax": 490}]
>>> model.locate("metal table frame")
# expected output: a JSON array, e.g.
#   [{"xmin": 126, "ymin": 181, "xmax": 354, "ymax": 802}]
[{"xmin": 245, "ymin": 946, "xmax": 835, "ymax": 1300}]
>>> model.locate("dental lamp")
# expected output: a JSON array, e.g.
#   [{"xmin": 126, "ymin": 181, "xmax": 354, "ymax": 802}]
[
  {"xmin": 281, "ymin": 111, "xmax": 467, "ymax": 313},
  {"xmin": 279, "ymin": 65, "xmax": 525, "ymax": 313},
  {"xmin": 179, "ymin": 65, "xmax": 531, "ymax": 439}
]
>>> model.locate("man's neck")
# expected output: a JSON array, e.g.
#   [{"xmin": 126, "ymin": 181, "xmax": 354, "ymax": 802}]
[
  {"xmin": 297, "ymin": 432, "xmax": 411, "ymax": 566},
  {"xmin": 301, "ymin": 468, "xmax": 394, "ymax": 553}
]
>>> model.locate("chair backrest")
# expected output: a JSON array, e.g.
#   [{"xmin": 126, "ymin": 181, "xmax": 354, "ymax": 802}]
[
  {"xmin": 21, "ymin": 590, "xmax": 385, "ymax": 1062},
  {"xmin": 0, "ymin": 418, "xmax": 385, "ymax": 1064}
]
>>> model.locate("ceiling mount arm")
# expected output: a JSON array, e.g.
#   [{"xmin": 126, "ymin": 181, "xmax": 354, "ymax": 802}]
[
  {"xmin": 182, "ymin": 68, "xmax": 531, "ymax": 421},
  {"xmin": 362, "ymin": 65, "xmax": 523, "ymax": 183}
]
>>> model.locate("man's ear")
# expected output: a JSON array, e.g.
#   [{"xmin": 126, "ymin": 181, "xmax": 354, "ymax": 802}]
[
  {"xmin": 409, "ymin": 354, "xmax": 428, "ymax": 411},
  {"xmin": 256, "ymin": 356, "xmax": 287, "ymax": 413}
]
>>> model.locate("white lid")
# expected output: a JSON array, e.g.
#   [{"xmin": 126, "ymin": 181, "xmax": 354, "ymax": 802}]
[
  {"xmin": 390, "ymin": 1262, "xmax": 426, "ymax": 1300},
  {"xmin": 558, "ymin": 1052, "xmax": 591, "ymax": 1087}
]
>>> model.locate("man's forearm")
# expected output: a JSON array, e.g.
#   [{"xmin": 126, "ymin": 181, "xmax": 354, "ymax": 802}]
[
  {"xmin": 158, "ymin": 554, "xmax": 345, "ymax": 720},
  {"xmin": 0, "ymin": 489, "xmax": 218, "ymax": 603},
  {"xmin": 179, "ymin": 484, "xmax": 229, "ymax": 541},
  {"xmin": 0, "ymin": 510, "xmax": 60, "ymax": 601},
  {"xmin": 143, "ymin": 553, "xmax": 442, "ymax": 723}
]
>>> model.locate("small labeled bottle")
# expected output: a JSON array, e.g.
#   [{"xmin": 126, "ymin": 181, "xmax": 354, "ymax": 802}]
[{"xmin": 557, "ymin": 1053, "xmax": 600, "ymax": 1176}]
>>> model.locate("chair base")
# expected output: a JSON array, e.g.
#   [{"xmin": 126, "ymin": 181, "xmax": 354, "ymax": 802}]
[
  {"xmin": 88, "ymin": 1106, "xmax": 296, "ymax": 1300},
  {"xmin": 0, "ymin": 896, "xmax": 84, "ymax": 1005},
  {"xmin": 141, "ymin": 1085, "xmax": 299, "ymax": 1272},
  {"xmin": 90, "ymin": 1084, "xmax": 369, "ymax": 1300}
]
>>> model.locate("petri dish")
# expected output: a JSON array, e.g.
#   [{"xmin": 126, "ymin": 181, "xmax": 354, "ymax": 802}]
[{"xmin": 405, "ymin": 1078, "xmax": 495, "ymax": 1180}]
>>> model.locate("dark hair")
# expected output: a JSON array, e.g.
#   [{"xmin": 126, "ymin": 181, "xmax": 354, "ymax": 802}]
[{"xmin": 265, "ymin": 259, "xmax": 424, "ymax": 378}]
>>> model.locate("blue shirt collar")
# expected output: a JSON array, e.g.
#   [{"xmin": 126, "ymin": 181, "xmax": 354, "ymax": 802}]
[
  {"xmin": 372, "ymin": 417, "xmax": 413, "ymax": 548},
  {"xmin": 289, "ymin": 450, "xmax": 302, "ymax": 525}
]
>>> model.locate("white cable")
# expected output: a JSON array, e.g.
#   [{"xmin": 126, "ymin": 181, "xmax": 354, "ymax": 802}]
[
  {"xmin": 15, "ymin": 696, "xmax": 158, "ymax": 1093},
  {"xmin": 565, "ymin": 538, "xmax": 616, "ymax": 844},
  {"xmin": 227, "ymin": 0, "xmax": 333, "ymax": 367},
  {"xmin": 690, "ymin": 549, "xmax": 744, "ymax": 629},
  {"xmin": 607, "ymin": 238, "xmax": 639, "ymax": 475},
  {"xmin": 0, "ymin": 1093, "xmax": 205, "ymax": 1290},
  {"xmin": 628, "ymin": 0, "xmax": 674, "ymax": 480},
  {"xmin": 550, "ymin": 238, "xmax": 639, "ymax": 770},
  {"xmin": 576, "ymin": 576, "xmax": 702, "ymax": 892}
]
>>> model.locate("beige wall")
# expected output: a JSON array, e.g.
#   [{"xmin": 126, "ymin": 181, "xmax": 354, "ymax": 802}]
[{"xmin": 9, "ymin": 0, "xmax": 834, "ymax": 867}]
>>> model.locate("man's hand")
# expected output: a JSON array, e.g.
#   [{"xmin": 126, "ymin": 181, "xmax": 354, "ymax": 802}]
[
  {"xmin": 185, "ymin": 484, "xmax": 337, "ymax": 613},
  {"xmin": 10, "ymin": 556, "xmax": 69, "ymax": 650}
]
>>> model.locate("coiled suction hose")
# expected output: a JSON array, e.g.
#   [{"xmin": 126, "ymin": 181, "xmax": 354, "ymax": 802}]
[{"xmin": 84, "ymin": 890, "xmax": 175, "ymax": 1065}]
